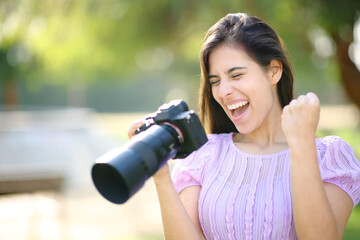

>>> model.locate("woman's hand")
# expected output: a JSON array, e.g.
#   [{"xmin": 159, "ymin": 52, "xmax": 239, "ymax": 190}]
[
  {"xmin": 127, "ymin": 119, "xmax": 171, "ymax": 180},
  {"xmin": 281, "ymin": 92, "xmax": 320, "ymax": 147},
  {"xmin": 127, "ymin": 119, "xmax": 145, "ymax": 139}
]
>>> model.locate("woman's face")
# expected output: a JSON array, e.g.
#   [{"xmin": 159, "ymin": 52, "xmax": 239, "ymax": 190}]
[{"xmin": 208, "ymin": 43, "xmax": 279, "ymax": 134}]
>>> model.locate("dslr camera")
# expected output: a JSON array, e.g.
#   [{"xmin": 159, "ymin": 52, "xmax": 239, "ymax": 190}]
[{"xmin": 91, "ymin": 99, "xmax": 208, "ymax": 204}]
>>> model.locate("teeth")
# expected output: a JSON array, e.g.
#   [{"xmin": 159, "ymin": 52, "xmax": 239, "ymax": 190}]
[{"xmin": 227, "ymin": 101, "xmax": 248, "ymax": 110}]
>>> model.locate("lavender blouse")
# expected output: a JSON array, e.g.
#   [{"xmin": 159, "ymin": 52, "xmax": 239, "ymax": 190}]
[{"xmin": 171, "ymin": 133, "xmax": 360, "ymax": 240}]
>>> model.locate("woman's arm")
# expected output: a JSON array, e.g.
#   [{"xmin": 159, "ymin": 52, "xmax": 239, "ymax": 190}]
[
  {"xmin": 289, "ymin": 140, "xmax": 352, "ymax": 239},
  {"xmin": 127, "ymin": 120, "xmax": 205, "ymax": 240},
  {"xmin": 153, "ymin": 170, "xmax": 205, "ymax": 240},
  {"xmin": 323, "ymin": 182, "xmax": 353, "ymax": 236},
  {"xmin": 282, "ymin": 93, "xmax": 353, "ymax": 239}
]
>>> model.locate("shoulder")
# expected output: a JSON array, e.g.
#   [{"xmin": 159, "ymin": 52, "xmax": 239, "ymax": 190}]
[
  {"xmin": 195, "ymin": 133, "xmax": 233, "ymax": 150},
  {"xmin": 316, "ymin": 135, "xmax": 359, "ymax": 169},
  {"xmin": 171, "ymin": 133, "xmax": 233, "ymax": 192},
  {"xmin": 316, "ymin": 135, "xmax": 360, "ymax": 207},
  {"xmin": 174, "ymin": 132, "xmax": 232, "ymax": 168},
  {"xmin": 196, "ymin": 132, "xmax": 232, "ymax": 153},
  {"xmin": 205, "ymin": 132, "xmax": 232, "ymax": 142},
  {"xmin": 316, "ymin": 135, "xmax": 354, "ymax": 157},
  {"xmin": 316, "ymin": 135, "xmax": 346, "ymax": 146}
]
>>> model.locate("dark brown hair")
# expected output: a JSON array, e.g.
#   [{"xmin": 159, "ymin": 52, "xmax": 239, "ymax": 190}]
[{"xmin": 199, "ymin": 13, "xmax": 294, "ymax": 134}]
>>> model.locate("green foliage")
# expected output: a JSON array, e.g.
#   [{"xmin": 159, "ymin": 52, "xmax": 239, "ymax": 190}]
[
  {"xmin": 0, "ymin": 0, "xmax": 359, "ymax": 104},
  {"xmin": 344, "ymin": 204, "xmax": 360, "ymax": 240},
  {"xmin": 295, "ymin": 0, "xmax": 360, "ymax": 33}
]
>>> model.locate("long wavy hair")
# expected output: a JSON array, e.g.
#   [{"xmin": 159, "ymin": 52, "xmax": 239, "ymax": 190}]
[{"xmin": 199, "ymin": 13, "xmax": 294, "ymax": 134}]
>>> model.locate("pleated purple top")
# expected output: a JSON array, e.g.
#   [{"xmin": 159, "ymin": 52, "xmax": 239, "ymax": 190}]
[{"xmin": 171, "ymin": 133, "xmax": 360, "ymax": 240}]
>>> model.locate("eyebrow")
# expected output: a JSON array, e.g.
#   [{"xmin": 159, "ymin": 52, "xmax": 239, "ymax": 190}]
[{"xmin": 208, "ymin": 66, "xmax": 247, "ymax": 79}]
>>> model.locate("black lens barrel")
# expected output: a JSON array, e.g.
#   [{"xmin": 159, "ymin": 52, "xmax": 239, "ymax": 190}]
[{"xmin": 91, "ymin": 124, "xmax": 181, "ymax": 204}]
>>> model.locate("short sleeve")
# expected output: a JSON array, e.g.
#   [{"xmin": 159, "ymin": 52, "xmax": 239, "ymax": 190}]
[
  {"xmin": 317, "ymin": 136, "xmax": 360, "ymax": 208},
  {"xmin": 171, "ymin": 134, "xmax": 217, "ymax": 194}
]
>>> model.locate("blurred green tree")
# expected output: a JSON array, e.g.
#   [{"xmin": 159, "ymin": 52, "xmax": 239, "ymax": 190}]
[
  {"xmin": 0, "ymin": 0, "xmax": 359, "ymax": 109},
  {"xmin": 0, "ymin": 0, "xmax": 36, "ymax": 106},
  {"xmin": 293, "ymin": 0, "xmax": 360, "ymax": 108}
]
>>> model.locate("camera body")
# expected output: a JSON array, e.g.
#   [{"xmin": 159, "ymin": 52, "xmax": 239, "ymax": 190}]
[
  {"xmin": 136, "ymin": 99, "xmax": 207, "ymax": 159},
  {"xmin": 91, "ymin": 99, "xmax": 208, "ymax": 204}
]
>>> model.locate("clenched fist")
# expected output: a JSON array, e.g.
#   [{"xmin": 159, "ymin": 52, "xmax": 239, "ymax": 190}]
[{"xmin": 281, "ymin": 92, "xmax": 320, "ymax": 147}]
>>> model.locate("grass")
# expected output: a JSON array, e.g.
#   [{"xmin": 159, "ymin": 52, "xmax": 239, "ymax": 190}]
[{"xmin": 344, "ymin": 204, "xmax": 360, "ymax": 239}]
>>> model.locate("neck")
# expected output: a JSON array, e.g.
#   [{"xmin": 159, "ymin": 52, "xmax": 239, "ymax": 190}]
[{"xmin": 234, "ymin": 102, "xmax": 286, "ymax": 148}]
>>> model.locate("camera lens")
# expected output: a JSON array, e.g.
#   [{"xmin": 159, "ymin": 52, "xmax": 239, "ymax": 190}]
[{"xmin": 91, "ymin": 124, "xmax": 181, "ymax": 204}]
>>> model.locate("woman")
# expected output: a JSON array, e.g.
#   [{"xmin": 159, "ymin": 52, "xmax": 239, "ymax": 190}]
[{"xmin": 128, "ymin": 13, "xmax": 360, "ymax": 240}]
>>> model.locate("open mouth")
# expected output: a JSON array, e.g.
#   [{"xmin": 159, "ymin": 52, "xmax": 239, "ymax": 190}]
[{"xmin": 227, "ymin": 101, "xmax": 249, "ymax": 118}]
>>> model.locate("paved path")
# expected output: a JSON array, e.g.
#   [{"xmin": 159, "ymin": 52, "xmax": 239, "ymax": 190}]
[
  {"xmin": 0, "ymin": 176, "xmax": 164, "ymax": 240},
  {"xmin": 0, "ymin": 110, "xmax": 164, "ymax": 240}
]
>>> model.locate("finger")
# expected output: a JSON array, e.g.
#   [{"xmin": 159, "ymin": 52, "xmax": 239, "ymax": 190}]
[
  {"xmin": 297, "ymin": 95, "xmax": 307, "ymax": 103},
  {"xmin": 281, "ymin": 108, "xmax": 288, "ymax": 119},
  {"xmin": 281, "ymin": 104, "xmax": 293, "ymax": 119},
  {"xmin": 288, "ymin": 98, "xmax": 298, "ymax": 106},
  {"xmin": 306, "ymin": 92, "xmax": 320, "ymax": 105},
  {"xmin": 127, "ymin": 119, "xmax": 145, "ymax": 139},
  {"xmin": 288, "ymin": 97, "xmax": 302, "ymax": 109}
]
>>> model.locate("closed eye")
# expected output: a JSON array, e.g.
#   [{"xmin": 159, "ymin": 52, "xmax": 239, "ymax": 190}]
[
  {"xmin": 231, "ymin": 73, "xmax": 243, "ymax": 79},
  {"xmin": 210, "ymin": 79, "xmax": 220, "ymax": 86}
]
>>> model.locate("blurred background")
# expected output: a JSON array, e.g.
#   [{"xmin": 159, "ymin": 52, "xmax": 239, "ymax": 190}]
[{"xmin": 0, "ymin": 0, "xmax": 359, "ymax": 239}]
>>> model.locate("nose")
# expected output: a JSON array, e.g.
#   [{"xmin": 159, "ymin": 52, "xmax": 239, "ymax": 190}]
[{"xmin": 218, "ymin": 80, "xmax": 234, "ymax": 98}]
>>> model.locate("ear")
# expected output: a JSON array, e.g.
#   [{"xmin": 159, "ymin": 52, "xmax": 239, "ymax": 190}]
[{"xmin": 268, "ymin": 60, "xmax": 283, "ymax": 85}]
